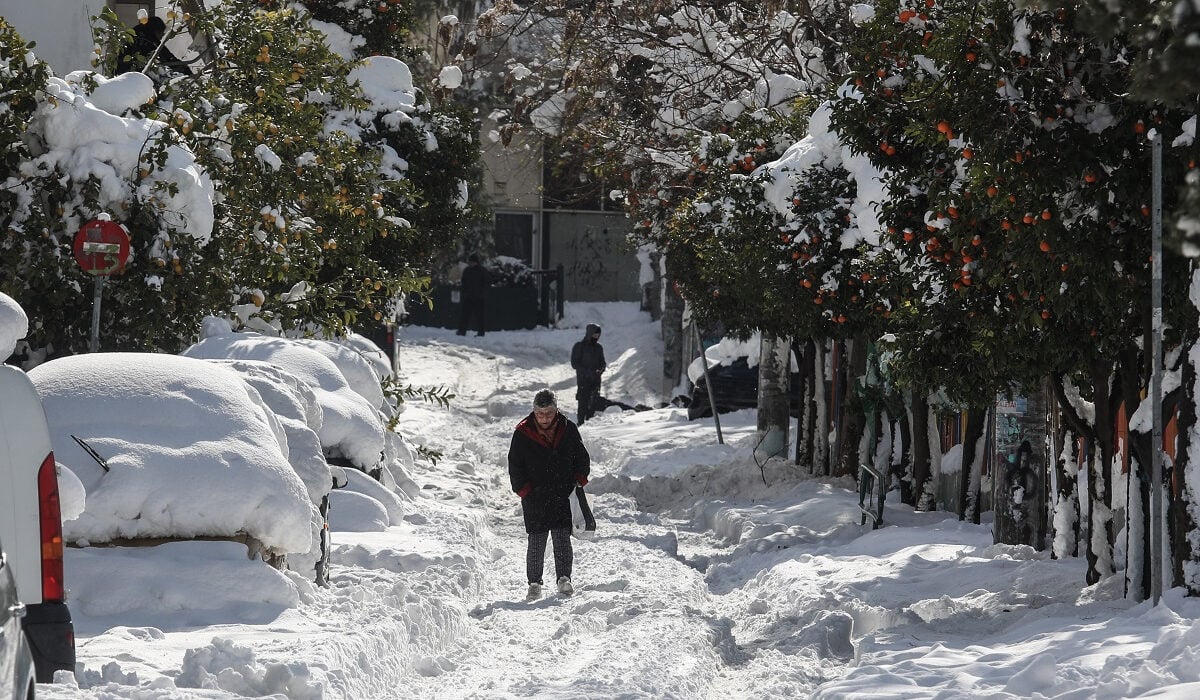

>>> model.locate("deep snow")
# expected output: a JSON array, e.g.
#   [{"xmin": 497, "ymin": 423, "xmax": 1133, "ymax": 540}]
[{"xmin": 28, "ymin": 302, "xmax": 1200, "ymax": 699}]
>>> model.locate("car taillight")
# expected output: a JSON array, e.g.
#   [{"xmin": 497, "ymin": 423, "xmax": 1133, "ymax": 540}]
[{"xmin": 37, "ymin": 451, "xmax": 65, "ymax": 603}]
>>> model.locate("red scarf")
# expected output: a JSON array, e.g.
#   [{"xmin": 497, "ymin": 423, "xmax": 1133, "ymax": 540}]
[{"xmin": 518, "ymin": 413, "xmax": 565, "ymax": 449}]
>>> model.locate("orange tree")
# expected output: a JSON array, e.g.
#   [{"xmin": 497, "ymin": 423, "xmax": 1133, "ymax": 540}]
[
  {"xmin": 300, "ymin": 0, "xmax": 484, "ymax": 266},
  {"xmin": 1071, "ymin": 0, "xmax": 1200, "ymax": 594},
  {"xmin": 832, "ymin": 0, "xmax": 1197, "ymax": 585},
  {"xmin": 645, "ymin": 106, "xmax": 900, "ymax": 476},
  {"xmin": 0, "ymin": 17, "xmax": 229, "ymax": 355}
]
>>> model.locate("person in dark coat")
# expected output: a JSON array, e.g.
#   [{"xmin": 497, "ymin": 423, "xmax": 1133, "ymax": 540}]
[
  {"xmin": 508, "ymin": 388, "xmax": 590, "ymax": 598},
  {"xmin": 457, "ymin": 254, "xmax": 489, "ymax": 337},
  {"xmin": 570, "ymin": 323, "xmax": 606, "ymax": 424},
  {"xmin": 115, "ymin": 16, "xmax": 193, "ymax": 80}
]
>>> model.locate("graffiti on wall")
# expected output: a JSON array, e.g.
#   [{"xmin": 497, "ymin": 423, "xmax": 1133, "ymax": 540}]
[{"xmin": 566, "ymin": 225, "xmax": 616, "ymax": 292}]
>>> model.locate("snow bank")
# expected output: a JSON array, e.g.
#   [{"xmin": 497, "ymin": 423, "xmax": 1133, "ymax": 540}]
[{"xmin": 29, "ymin": 353, "xmax": 314, "ymax": 555}]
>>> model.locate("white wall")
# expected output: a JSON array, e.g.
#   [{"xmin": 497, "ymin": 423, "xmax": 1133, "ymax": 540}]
[{"xmin": 0, "ymin": 0, "xmax": 109, "ymax": 75}]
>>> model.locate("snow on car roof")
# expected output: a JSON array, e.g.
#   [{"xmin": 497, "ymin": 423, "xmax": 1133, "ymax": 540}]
[{"xmin": 29, "ymin": 352, "xmax": 315, "ymax": 555}]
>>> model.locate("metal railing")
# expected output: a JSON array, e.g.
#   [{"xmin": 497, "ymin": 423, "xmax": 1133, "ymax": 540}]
[{"xmin": 858, "ymin": 461, "xmax": 886, "ymax": 529}]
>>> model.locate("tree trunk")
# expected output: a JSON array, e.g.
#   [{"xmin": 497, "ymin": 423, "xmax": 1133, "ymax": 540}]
[
  {"xmin": 756, "ymin": 333, "xmax": 791, "ymax": 460},
  {"xmin": 1050, "ymin": 373, "xmax": 1089, "ymax": 560},
  {"xmin": 1175, "ymin": 355, "xmax": 1198, "ymax": 592},
  {"xmin": 795, "ymin": 338, "xmax": 815, "ymax": 467},
  {"xmin": 896, "ymin": 393, "xmax": 914, "ymax": 506},
  {"xmin": 836, "ymin": 335, "xmax": 868, "ymax": 478},
  {"xmin": 1085, "ymin": 358, "xmax": 1119, "ymax": 585},
  {"xmin": 910, "ymin": 392, "xmax": 931, "ymax": 509},
  {"xmin": 661, "ymin": 274, "xmax": 685, "ymax": 401},
  {"xmin": 957, "ymin": 407, "xmax": 987, "ymax": 523},
  {"xmin": 814, "ymin": 340, "xmax": 829, "ymax": 475},
  {"xmin": 1118, "ymin": 346, "xmax": 1152, "ymax": 600}
]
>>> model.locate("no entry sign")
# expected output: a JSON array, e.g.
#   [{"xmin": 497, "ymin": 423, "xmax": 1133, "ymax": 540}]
[{"xmin": 73, "ymin": 219, "xmax": 131, "ymax": 276}]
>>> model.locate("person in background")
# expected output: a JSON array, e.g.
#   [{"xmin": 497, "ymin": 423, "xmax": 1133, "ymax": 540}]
[
  {"xmin": 457, "ymin": 254, "xmax": 489, "ymax": 337},
  {"xmin": 570, "ymin": 323, "xmax": 606, "ymax": 424},
  {"xmin": 508, "ymin": 389, "xmax": 590, "ymax": 599},
  {"xmin": 115, "ymin": 16, "xmax": 193, "ymax": 79}
]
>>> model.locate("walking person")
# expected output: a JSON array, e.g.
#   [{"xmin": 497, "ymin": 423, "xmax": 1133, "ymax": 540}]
[
  {"xmin": 457, "ymin": 254, "xmax": 489, "ymax": 337},
  {"xmin": 570, "ymin": 323, "xmax": 606, "ymax": 424},
  {"xmin": 508, "ymin": 389, "xmax": 590, "ymax": 599}
]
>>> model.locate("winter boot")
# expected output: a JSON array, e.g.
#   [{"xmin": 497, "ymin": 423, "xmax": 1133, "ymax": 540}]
[
  {"xmin": 526, "ymin": 583, "xmax": 542, "ymax": 600},
  {"xmin": 556, "ymin": 576, "xmax": 574, "ymax": 595}
]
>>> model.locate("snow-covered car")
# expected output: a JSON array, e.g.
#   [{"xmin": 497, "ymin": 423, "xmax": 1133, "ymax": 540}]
[
  {"xmin": 29, "ymin": 353, "xmax": 320, "ymax": 579},
  {"xmin": 687, "ymin": 356, "xmax": 803, "ymax": 420},
  {"xmin": 0, "ymin": 534, "xmax": 36, "ymax": 700},
  {"xmin": 0, "ymin": 295, "xmax": 75, "ymax": 683}
]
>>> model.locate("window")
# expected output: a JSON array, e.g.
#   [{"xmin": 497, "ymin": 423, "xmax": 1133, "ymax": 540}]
[
  {"xmin": 494, "ymin": 213, "xmax": 534, "ymax": 264},
  {"xmin": 109, "ymin": 1, "xmax": 154, "ymax": 27}
]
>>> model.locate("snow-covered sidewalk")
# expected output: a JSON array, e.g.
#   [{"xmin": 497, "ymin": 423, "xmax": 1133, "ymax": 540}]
[{"xmin": 40, "ymin": 304, "xmax": 1200, "ymax": 699}]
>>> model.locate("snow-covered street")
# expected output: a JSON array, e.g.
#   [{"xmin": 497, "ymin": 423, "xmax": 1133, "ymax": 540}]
[{"xmin": 38, "ymin": 304, "xmax": 1200, "ymax": 699}]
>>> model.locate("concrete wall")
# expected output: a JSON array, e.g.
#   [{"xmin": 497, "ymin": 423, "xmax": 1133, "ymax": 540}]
[
  {"xmin": 544, "ymin": 211, "xmax": 640, "ymax": 302},
  {"xmin": 0, "ymin": 0, "xmax": 108, "ymax": 75},
  {"xmin": 480, "ymin": 115, "xmax": 543, "ymax": 210}
]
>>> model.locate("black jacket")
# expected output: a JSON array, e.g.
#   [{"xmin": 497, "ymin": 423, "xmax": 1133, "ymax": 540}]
[
  {"xmin": 508, "ymin": 412, "xmax": 590, "ymax": 532},
  {"xmin": 461, "ymin": 262, "xmax": 489, "ymax": 300},
  {"xmin": 570, "ymin": 323, "xmax": 606, "ymax": 386}
]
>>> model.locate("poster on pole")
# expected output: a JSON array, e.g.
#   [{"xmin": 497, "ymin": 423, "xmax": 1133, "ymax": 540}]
[{"xmin": 992, "ymin": 391, "xmax": 1047, "ymax": 549}]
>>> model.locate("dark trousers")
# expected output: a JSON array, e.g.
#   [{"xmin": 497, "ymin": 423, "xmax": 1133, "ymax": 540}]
[
  {"xmin": 526, "ymin": 528, "xmax": 572, "ymax": 584},
  {"xmin": 457, "ymin": 296, "xmax": 485, "ymax": 336},
  {"xmin": 577, "ymin": 381, "xmax": 600, "ymax": 424}
]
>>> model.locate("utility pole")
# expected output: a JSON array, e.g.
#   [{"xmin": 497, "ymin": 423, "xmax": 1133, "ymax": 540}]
[{"xmin": 1150, "ymin": 131, "xmax": 1164, "ymax": 605}]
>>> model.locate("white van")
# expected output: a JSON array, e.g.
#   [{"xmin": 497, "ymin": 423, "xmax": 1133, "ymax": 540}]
[{"xmin": 0, "ymin": 364, "xmax": 75, "ymax": 682}]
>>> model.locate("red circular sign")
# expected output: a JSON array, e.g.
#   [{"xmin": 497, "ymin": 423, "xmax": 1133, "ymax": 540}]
[{"xmin": 73, "ymin": 220, "xmax": 131, "ymax": 276}]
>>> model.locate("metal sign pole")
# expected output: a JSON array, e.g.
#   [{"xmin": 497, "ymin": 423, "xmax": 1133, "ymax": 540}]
[
  {"xmin": 694, "ymin": 323, "xmax": 724, "ymax": 445},
  {"xmin": 89, "ymin": 276, "xmax": 104, "ymax": 353},
  {"xmin": 1150, "ymin": 131, "xmax": 1164, "ymax": 605}
]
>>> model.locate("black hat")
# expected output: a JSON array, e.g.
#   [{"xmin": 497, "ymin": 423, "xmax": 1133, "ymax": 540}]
[
  {"xmin": 468, "ymin": 253, "xmax": 480, "ymax": 264},
  {"xmin": 533, "ymin": 388, "xmax": 557, "ymax": 409}
]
